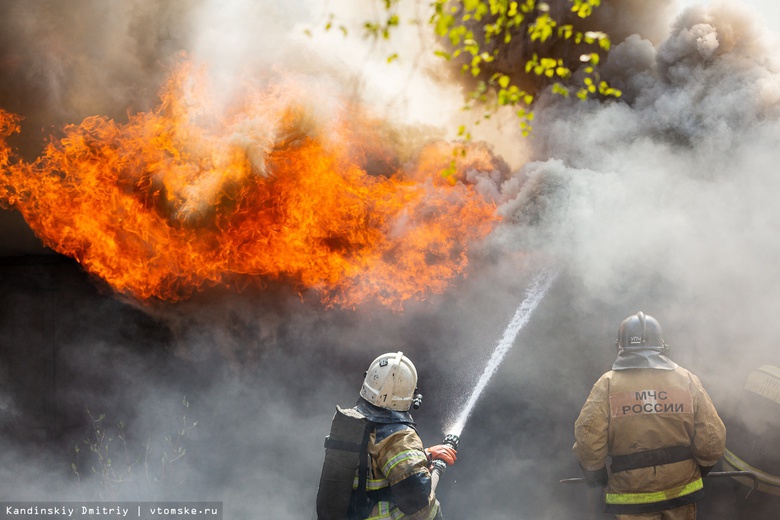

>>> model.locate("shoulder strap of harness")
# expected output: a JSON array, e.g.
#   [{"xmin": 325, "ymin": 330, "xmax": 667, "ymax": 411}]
[{"xmin": 348, "ymin": 422, "xmax": 376, "ymax": 520}]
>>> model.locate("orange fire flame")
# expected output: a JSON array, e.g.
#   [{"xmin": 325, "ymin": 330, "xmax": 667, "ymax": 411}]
[
  {"xmin": 0, "ymin": 109, "xmax": 19, "ymax": 171},
  {"xmin": 0, "ymin": 62, "xmax": 499, "ymax": 308}
]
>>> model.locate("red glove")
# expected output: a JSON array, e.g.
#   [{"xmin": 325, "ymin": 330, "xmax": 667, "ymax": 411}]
[{"xmin": 425, "ymin": 444, "xmax": 457, "ymax": 466}]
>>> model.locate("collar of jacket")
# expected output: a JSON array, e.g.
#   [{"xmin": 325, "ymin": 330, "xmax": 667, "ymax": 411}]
[
  {"xmin": 355, "ymin": 397, "xmax": 416, "ymax": 424},
  {"xmin": 612, "ymin": 347, "xmax": 678, "ymax": 371}
]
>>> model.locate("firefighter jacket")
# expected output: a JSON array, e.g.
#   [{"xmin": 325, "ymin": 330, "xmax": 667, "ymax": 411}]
[
  {"xmin": 573, "ymin": 362, "xmax": 726, "ymax": 515},
  {"xmin": 355, "ymin": 400, "xmax": 442, "ymax": 520}
]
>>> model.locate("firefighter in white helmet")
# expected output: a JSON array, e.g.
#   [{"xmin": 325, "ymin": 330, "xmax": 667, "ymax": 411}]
[
  {"xmin": 316, "ymin": 352, "xmax": 457, "ymax": 520},
  {"xmin": 573, "ymin": 312, "xmax": 726, "ymax": 519}
]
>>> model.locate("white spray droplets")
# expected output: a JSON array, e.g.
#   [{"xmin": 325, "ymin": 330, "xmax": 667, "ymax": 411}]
[{"xmin": 446, "ymin": 269, "xmax": 557, "ymax": 437}]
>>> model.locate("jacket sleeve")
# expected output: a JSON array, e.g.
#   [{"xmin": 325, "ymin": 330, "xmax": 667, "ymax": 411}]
[
  {"xmin": 689, "ymin": 373, "xmax": 726, "ymax": 467},
  {"xmin": 573, "ymin": 374, "xmax": 611, "ymax": 471},
  {"xmin": 372, "ymin": 428, "xmax": 440, "ymax": 518}
]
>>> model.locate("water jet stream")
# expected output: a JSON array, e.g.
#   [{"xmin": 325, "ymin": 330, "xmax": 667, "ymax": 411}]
[{"xmin": 446, "ymin": 270, "xmax": 558, "ymax": 437}]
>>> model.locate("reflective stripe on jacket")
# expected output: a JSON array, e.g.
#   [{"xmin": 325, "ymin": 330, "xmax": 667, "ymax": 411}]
[
  {"xmin": 359, "ymin": 426, "xmax": 441, "ymax": 520},
  {"xmin": 605, "ymin": 477, "xmax": 703, "ymax": 513},
  {"xmin": 573, "ymin": 365, "xmax": 726, "ymax": 514}
]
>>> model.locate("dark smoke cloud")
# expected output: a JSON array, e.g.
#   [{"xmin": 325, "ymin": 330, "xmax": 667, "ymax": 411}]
[
  {"xmin": 0, "ymin": 1, "xmax": 195, "ymax": 147},
  {"xmin": 506, "ymin": 1, "xmax": 780, "ymax": 375},
  {"xmin": 2, "ymin": 1, "xmax": 780, "ymax": 519}
]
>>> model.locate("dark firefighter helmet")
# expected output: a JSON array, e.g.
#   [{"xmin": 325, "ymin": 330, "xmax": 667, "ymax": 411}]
[{"xmin": 616, "ymin": 311, "xmax": 669, "ymax": 353}]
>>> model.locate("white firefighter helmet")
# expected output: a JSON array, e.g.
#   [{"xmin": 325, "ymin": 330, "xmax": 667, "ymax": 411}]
[{"xmin": 360, "ymin": 351, "xmax": 418, "ymax": 411}]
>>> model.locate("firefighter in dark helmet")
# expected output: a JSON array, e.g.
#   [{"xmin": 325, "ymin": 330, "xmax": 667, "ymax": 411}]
[
  {"xmin": 573, "ymin": 312, "xmax": 726, "ymax": 519},
  {"xmin": 316, "ymin": 352, "xmax": 457, "ymax": 520}
]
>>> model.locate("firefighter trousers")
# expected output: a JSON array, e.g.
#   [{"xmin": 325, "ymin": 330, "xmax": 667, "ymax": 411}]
[{"xmin": 615, "ymin": 503, "xmax": 696, "ymax": 520}]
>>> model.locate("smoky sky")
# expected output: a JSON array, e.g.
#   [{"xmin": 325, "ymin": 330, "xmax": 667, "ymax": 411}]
[{"xmin": 2, "ymin": 0, "xmax": 780, "ymax": 519}]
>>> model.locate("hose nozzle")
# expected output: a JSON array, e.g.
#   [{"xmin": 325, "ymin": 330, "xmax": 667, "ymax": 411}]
[{"xmin": 443, "ymin": 433, "xmax": 460, "ymax": 451}]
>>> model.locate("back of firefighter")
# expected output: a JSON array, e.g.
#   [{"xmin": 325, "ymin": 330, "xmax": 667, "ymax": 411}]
[
  {"xmin": 356, "ymin": 397, "xmax": 450, "ymax": 520},
  {"xmin": 573, "ymin": 312, "xmax": 726, "ymax": 519},
  {"xmin": 317, "ymin": 351, "xmax": 456, "ymax": 520}
]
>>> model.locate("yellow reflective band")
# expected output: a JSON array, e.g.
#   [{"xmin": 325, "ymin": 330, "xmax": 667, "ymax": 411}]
[
  {"xmin": 365, "ymin": 501, "xmax": 393, "ymax": 520},
  {"xmin": 605, "ymin": 478, "xmax": 703, "ymax": 505},
  {"xmin": 382, "ymin": 449, "xmax": 426, "ymax": 475},
  {"xmin": 724, "ymin": 449, "xmax": 780, "ymax": 487},
  {"xmin": 423, "ymin": 502, "xmax": 440, "ymax": 520},
  {"xmin": 364, "ymin": 500, "xmax": 438, "ymax": 520},
  {"xmin": 353, "ymin": 472, "xmax": 391, "ymax": 491},
  {"xmin": 364, "ymin": 501, "xmax": 406, "ymax": 520}
]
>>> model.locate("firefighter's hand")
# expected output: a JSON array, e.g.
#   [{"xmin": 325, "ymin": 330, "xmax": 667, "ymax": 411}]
[
  {"xmin": 581, "ymin": 466, "xmax": 608, "ymax": 488},
  {"xmin": 425, "ymin": 445, "xmax": 457, "ymax": 466}
]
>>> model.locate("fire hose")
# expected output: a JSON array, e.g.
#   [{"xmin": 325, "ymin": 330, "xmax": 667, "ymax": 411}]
[
  {"xmin": 560, "ymin": 470, "xmax": 760, "ymax": 499},
  {"xmin": 431, "ymin": 434, "xmax": 460, "ymax": 493}
]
